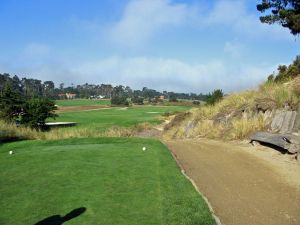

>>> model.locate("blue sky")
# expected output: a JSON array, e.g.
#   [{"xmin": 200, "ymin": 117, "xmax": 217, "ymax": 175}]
[{"xmin": 0, "ymin": 0, "xmax": 299, "ymax": 93}]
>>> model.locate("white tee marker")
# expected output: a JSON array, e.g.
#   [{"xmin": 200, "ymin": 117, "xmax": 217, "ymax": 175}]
[{"xmin": 142, "ymin": 147, "xmax": 147, "ymax": 151}]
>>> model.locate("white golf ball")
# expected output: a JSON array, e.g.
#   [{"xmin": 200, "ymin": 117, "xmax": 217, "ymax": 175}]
[
  {"xmin": 142, "ymin": 147, "xmax": 146, "ymax": 151},
  {"xmin": 9, "ymin": 151, "xmax": 13, "ymax": 155}
]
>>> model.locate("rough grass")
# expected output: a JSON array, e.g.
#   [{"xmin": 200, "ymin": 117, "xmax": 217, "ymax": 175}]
[
  {"xmin": 165, "ymin": 80, "xmax": 300, "ymax": 140},
  {"xmin": 0, "ymin": 138, "xmax": 215, "ymax": 225},
  {"xmin": 0, "ymin": 121, "xmax": 42, "ymax": 141},
  {"xmin": 0, "ymin": 106, "xmax": 190, "ymax": 142}
]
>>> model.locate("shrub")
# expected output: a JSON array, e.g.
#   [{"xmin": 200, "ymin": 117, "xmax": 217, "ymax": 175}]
[
  {"xmin": 131, "ymin": 96, "xmax": 144, "ymax": 105},
  {"xmin": 0, "ymin": 84, "xmax": 23, "ymax": 122},
  {"xmin": 21, "ymin": 97, "xmax": 57, "ymax": 129},
  {"xmin": 206, "ymin": 89, "xmax": 223, "ymax": 105},
  {"xmin": 273, "ymin": 56, "xmax": 300, "ymax": 82},
  {"xmin": 111, "ymin": 96, "xmax": 129, "ymax": 105},
  {"xmin": 168, "ymin": 95, "xmax": 178, "ymax": 102}
]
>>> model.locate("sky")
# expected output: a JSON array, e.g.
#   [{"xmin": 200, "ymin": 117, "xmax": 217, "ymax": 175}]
[{"xmin": 0, "ymin": 0, "xmax": 299, "ymax": 93}]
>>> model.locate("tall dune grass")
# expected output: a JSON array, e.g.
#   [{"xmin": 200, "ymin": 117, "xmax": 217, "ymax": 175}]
[
  {"xmin": 0, "ymin": 121, "xmax": 43, "ymax": 141},
  {"xmin": 165, "ymin": 80, "xmax": 300, "ymax": 140},
  {"xmin": 0, "ymin": 120, "xmax": 154, "ymax": 142}
]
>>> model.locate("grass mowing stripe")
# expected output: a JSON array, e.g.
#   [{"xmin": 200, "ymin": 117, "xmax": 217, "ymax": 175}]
[
  {"xmin": 154, "ymin": 141, "xmax": 164, "ymax": 225},
  {"xmin": 50, "ymin": 106, "xmax": 191, "ymax": 131}
]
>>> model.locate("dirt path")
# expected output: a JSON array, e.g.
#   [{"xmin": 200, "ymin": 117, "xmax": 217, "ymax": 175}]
[
  {"xmin": 164, "ymin": 139, "xmax": 300, "ymax": 225},
  {"xmin": 56, "ymin": 105, "xmax": 111, "ymax": 113}
]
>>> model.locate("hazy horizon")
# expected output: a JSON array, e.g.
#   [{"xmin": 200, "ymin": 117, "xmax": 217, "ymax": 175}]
[{"xmin": 0, "ymin": 0, "xmax": 299, "ymax": 93}]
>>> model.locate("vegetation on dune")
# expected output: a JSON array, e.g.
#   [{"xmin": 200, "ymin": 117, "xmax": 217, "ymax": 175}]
[
  {"xmin": 0, "ymin": 138, "xmax": 216, "ymax": 225},
  {"xmin": 165, "ymin": 58, "xmax": 300, "ymax": 140},
  {"xmin": 206, "ymin": 89, "xmax": 224, "ymax": 106},
  {"xmin": 268, "ymin": 56, "xmax": 300, "ymax": 82}
]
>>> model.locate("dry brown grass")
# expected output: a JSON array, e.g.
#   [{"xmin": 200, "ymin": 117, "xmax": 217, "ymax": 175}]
[
  {"xmin": 0, "ymin": 121, "xmax": 155, "ymax": 142},
  {"xmin": 292, "ymin": 74, "xmax": 300, "ymax": 97},
  {"xmin": 0, "ymin": 121, "xmax": 44, "ymax": 141},
  {"xmin": 165, "ymin": 80, "xmax": 299, "ymax": 140},
  {"xmin": 257, "ymin": 81, "xmax": 299, "ymax": 109},
  {"xmin": 229, "ymin": 115, "xmax": 269, "ymax": 140}
]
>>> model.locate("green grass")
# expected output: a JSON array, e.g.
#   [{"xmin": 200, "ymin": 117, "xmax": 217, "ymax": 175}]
[
  {"xmin": 0, "ymin": 138, "xmax": 215, "ymax": 225},
  {"xmin": 52, "ymin": 106, "xmax": 190, "ymax": 131},
  {"xmin": 56, "ymin": 99, "xmax": 111, "ymax": 107}
]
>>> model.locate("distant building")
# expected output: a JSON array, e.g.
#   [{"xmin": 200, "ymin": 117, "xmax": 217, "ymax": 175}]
[
  {"xmin": 90, "ymin": 95, "xmax": 105, "ymax": 99},
  {"xmin": 159, "ymin": 96, "xmax": 165, "ymax": 100},
  {"xmin": 58, "ymin": 93, "xmax": 65, "ymax": 99},
  {"xmin": 66, "ymin": 93, "xmax": 77, "ymax": 99}
]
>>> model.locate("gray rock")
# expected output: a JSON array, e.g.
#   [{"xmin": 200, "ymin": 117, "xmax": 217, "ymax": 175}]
[
  {"xmin": 292, "ymin": 106, "xmax": 300, "ymax": 133},
  {"xmin": 279, "ymin": 111, "xmax": 296, "ymax": 134},
  {"xmin": 250, "ymin": 132, "xmax": 300, "ymax": 154}
]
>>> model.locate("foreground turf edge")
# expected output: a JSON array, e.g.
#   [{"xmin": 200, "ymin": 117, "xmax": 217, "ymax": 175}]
[{"xmin": 0, "ymin": 137, "xmax": 215, "ymax": 225}]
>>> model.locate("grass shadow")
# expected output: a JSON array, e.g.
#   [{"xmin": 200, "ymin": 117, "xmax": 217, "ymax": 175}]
[
  {"xmin": 34, "ymin": 207, "xmax": 86, "ymax": 225},
  {"xmin": 0, "ymin": 137, "xmax": 28, "ymax": 146}
]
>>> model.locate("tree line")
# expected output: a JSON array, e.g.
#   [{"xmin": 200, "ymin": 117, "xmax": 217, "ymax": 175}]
[
  {"xmin": 0, "ymin": 84, "xmax": 57, "ymax": 129},
  {"xmin": 0, "ymin": 73, "xmax": 210, "ymax": 102},
  {"xmin": 0, "ymin": 73, "xmax": 218, "ymax": 128},
  {"xmin": 267, "ymin": 56, "xmax": 300, "ymax": 82}
]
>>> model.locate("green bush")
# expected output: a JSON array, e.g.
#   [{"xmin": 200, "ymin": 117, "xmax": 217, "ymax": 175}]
[
  {"xmin": 274, "ymin": 56, "xmax": 300, "ymax": 82},
  {"xmin": 21, "ymin": 97, "xmax": 57, "ymax": 129},
  {"xmin": 0, "ymin": 85, "xmax": 23, "ymax": 122},
  {"xmin": 206, "ymin": 89, "xmax": 224, "ymax": 105},
  {"xmin": 131, "ymin": 96, "xmax": 144, "ymax": 105},
  {"xmin": 169, "ymin": 95, "xmax": 178, "ymax": 102},
  {"xmin": 111, "ymin": 96, "xmax": 129, "ymax": 106}
]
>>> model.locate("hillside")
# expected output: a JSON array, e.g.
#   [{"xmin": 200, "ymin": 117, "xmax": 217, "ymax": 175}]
[{"xmin": 164, "ymin": 75, "xmax": 300, "ymax": 141}]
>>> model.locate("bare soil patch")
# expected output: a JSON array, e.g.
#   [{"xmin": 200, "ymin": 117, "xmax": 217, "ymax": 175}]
[
  {"xmin": 56, "ymin": 105, "xmax": 110, "ymax": 113},
  {"xmin": 164, "ymin": 138, "xmax": 300, "ymax": 225}
]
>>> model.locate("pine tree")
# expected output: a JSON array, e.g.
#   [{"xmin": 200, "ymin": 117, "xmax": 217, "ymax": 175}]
[
  {"xmin": 257, "ymin": 0, "xmax": 300, "ymax": 35},
  {"xmin": 0, "ymin": 84, "xmax": 23, "ymax": 122}
]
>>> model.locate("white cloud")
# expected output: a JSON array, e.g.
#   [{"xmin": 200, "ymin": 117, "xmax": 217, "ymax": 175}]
[
  {"xmin": 1, "ymin": 55, "xmax": 276, "ymax": 93},
  {"xmin": 205, "ymin": 0, "xmax": 245, "ymax": 25},
  {"xmin": 110, "ymin": 0, "xmax": 193, "ymax": 47},
  {"xmin": 224, "ymin": 40, "xmax": 244, "ymax": 57},
  {"xmin": 21, "ymin": 43, "xmax": 51, "ymax": 59},
  {"xmin": 202, "ymin": 0, "xmax": 292, "ymax": 40},
  {"xmin": 71, "ymin": 0, "xmax": 293, "ymax": 48},
  {"xmin": 69, "ymin": 56, "xmax": 274, "ymax": 93}
]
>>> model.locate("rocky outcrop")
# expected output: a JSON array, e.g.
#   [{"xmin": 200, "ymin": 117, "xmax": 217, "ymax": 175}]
[
  {"xmin": 271, "ymin": 109, "xmax": 298, "ymax": 134},
  {"xmin": 250, "ymin": 132, "xmax": 299, "ymax": 154},
  {"xmin": 251, "ymin": 106, "xmax": 300, "ymax": 158}
]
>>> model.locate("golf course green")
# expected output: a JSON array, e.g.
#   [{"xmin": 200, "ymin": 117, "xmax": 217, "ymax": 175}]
[
  {"xmin": 0, "ymin": 138, "xmax": 215, "ymax": 225},
  {"xmin": 52, "ymin": 106, "xmax": 190, "ymax": 131}
]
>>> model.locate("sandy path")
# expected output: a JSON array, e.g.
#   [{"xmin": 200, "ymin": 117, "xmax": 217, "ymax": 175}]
[
  {"xmin": 164, "ymin": 139, "xmax": 300, "ymax": 225},
  {"xmin": 56, "ymin": 105, "xmax": 111, "ymax": 113}
]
